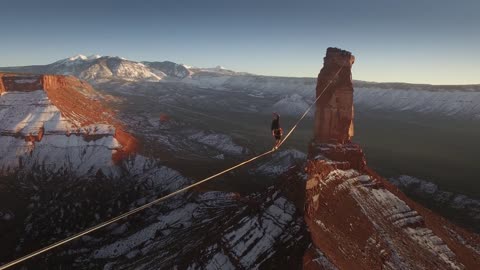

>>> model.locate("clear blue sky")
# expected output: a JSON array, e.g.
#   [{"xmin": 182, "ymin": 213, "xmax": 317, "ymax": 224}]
[{"xmin": 1, "ymin": 0, "xmax": 479, "ymax": 84}]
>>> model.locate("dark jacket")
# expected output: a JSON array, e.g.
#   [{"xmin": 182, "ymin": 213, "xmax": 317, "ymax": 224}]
[{"xmin": 271, "ymin": 118, "xmax": 280, "ymax": 131}]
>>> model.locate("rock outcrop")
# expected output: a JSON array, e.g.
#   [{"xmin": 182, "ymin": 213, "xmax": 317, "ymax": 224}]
[
  {"xmin": 0, "ymin": 73, "xmax": 137, "ymax": 175},
  {"xmin": 314, "ymin": 47, "xmax": 355, "ymax": 144},
  {"xmin": 0, "ymin": 74, "xmax": 5, "ymax": 93},
  {"xmin": 303, "ymin": 48, "xmax": 480, "ymax": 269}
]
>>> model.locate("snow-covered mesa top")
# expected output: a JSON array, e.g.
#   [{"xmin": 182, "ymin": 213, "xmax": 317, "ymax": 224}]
[{"xmin": 0, "ymin": 75, "xmax": 126, "ymax": 177}]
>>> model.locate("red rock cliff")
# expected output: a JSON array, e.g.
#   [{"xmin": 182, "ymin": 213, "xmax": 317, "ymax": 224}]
[
  {"xmin": 41, "ymin": 74, "xmax": 117, "ymax": 125},
  {"xmin": 302, "ymin": 48, "xmax": 480, "ymax": 269},
  {"xmin": 42, "ymin": 74, "xmax": 139, "ymax": 161}
]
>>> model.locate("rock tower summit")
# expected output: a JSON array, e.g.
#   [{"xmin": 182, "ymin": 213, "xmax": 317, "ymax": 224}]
[{"xmin": 314, "ymin": 47, "xmax": 355, "ymax": 144}]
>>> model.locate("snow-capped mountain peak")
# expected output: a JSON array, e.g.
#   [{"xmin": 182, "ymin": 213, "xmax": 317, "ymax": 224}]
[
  {"xmin": 54, "ymin": 54, "xmax": 103, "ymax": 68},
  {"xmin": 68, "ymin": 54, "xmax": 88, "ymax": 61},
  {"xmin": 65, "ymin": 54, "xmax": 102, "ymax": 62},
  {"xmin": 39, "ymin": 55, "xmax": 165, "ymax": 82},
  {"xmin": 87, "ymin": 54, "xmax": 102, "ymax": 60}
]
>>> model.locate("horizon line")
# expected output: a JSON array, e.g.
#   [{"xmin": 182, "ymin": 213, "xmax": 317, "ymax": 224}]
[{"xmin": 2, "ymin": 54, "xmax": 479, "ymax": 87}]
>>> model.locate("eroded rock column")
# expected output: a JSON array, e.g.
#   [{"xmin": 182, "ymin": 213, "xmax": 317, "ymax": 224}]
[
  {"xmin": 0, "ymin": 74, "xmax": 5, "ymax": 94},
  {"xmin": 314, "ymin": 47, "xmax": 355, "ymax": 144}
]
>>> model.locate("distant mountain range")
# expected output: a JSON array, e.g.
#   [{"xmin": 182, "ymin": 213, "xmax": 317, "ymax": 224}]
[
  {"xmin": 0, "ymin": 55, "xmax": 242, "ymax": 82},
  {"xmin": 1, "ymin": 54, "xmax": 478, "ymax": 89}
]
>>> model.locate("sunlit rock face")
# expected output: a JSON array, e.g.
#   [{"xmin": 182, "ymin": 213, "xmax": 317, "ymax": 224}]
[
  {"xmin": 0, "ymin": 73, "xmax": 137, "ymax": 176},
  {"xmin": 303, "ymin": 49, "xmax": 480, "ymax": 269},
  {"xmin": 304, "ymin": 144, "xmax": 480, "ymax": 269},
  {"xmin": 314, "ymin": 47, "xmax": 355, "ymax": 144}
]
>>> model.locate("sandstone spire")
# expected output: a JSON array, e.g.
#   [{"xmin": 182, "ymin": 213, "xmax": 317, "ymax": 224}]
[
  {"xmin": 314, "ymin": 47, "xmax": 355, "ymax": 144},
  {"xmin": 303, "ymin": 49, "xmax": 480, "ymax": 269}
]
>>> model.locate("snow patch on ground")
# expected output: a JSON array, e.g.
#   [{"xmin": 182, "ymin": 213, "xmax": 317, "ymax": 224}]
[
  {"xmin": 270, "ymin": 94, "xmax": 313, "ymax": 116},
  {"xmin": 310, "ymin": 248, "xmax": 338, "ymax": 270},
  {"xmin": 342, "ymin": 171, "xmax": 463, "ymax": 269},
  {"xmin": 222, "ymin": 194, "xmax": 297, "ymax": 268},
  {"xmin": 390, "ymin": 175, "xmax": 480, "ymax": 226},
  {"xmin": 93, "ymin": 203, "xmax": 198, "ymax": 259},
  {"xmin": 0, "ymin": 89, "xmax": 127, "ymax": 177},
  {"xmin": 355, "ymin": 87, "xmax": 480, "ymax": 119},
  {"xmin": 255, "ymin": 149, "xmax": 306, "ymax": 176},
  {"xmin": 188, "ymin": 131, "xmax": 245, "ymax": 155},
  {"xmin": 84, "ymin": 189, "xmax": 304, "ymax": 269}
]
